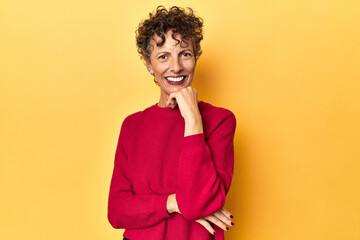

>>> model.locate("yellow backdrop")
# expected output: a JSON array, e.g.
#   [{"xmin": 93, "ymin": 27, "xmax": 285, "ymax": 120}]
[{"xmin": 1, "ymin": 0, "xmax": 359, "ymax": 239}]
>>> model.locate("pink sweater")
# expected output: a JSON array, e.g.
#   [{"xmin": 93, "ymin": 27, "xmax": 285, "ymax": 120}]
[{"xmin": 107, "ymin": 101, "xmax": 236, "ymax": 240}]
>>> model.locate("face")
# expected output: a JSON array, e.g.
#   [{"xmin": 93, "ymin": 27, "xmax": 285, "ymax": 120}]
[{"xmin": 146, "ymin": 30, "xmax": 196, "ymax": 98}]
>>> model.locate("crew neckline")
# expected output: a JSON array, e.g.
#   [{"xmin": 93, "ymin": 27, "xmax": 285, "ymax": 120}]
[{"xmin": 154, "ymin": 100, "xmax": 203, "ymax": 110}]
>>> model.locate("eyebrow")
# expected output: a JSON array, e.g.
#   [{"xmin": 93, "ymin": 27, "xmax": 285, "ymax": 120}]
[
  {"xmin": 155, "ymin": 49, "xmax": 193, "ymax": 57},
  {"xmin": 155, "ymin": 51, "xmax": 169, "ymax": 57}
]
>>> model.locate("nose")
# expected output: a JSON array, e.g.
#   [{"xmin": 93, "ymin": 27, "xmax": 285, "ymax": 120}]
[{"xmin": 170, "ymin": 57, "xmax": 183, "ymax": 73}]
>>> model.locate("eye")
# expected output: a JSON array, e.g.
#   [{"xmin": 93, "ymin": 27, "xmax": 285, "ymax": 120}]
[
  {"xmin": 158, "ymin": 55, "xmax": 167, "ymax": 60},
  {"xmin": 181, "ymin": 52, "xmax": 192, "ymax": 58}
]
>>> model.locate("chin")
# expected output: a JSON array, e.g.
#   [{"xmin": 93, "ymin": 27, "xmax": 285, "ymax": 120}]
[
  {"xmin": 167, "ymin": 86, "xmax": 184, "ymax": 94},
  {"xmin": 163, "ymin": 81, "xmax": 191, "ymax": 90},
  {"xmin": 171, "ymin": 83, "xmax": 189, "ymax": 91}
]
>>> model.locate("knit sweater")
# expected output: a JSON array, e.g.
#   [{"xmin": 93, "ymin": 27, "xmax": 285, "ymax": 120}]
[{"xmin": 107, "ymin": 100, "xmax": 236, "ymax": 240}]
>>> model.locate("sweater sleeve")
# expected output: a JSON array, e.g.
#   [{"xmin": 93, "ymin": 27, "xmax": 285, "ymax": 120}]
[
  {"xmin": 107, "ymin": 117, "xmax": 172, "ymax": 230},
  {"xmin": 176, "ymin": 110, "xmax": 236, "ymax": 220}
]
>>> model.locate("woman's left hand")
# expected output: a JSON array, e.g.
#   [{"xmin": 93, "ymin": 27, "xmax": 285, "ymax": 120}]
[
  {"xmin": 165, "ymin": 86, "xmax": 201, "ymax": 121},
  {"xmin": 166, "ymin": 87, "xmax": 203, "ymax": 136},
  {"xmin": 195, "ymin": 208, "xmax": 234, "ymax": 235}
]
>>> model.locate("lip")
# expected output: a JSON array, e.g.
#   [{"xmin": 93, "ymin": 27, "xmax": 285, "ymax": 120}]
[
  {"xmin": 165, "ymin": 75, "xmax": 187, "ymax": 85},
  {"xmin": 165, "ymin": 75, "xmax": 186, "ymax": 78}
]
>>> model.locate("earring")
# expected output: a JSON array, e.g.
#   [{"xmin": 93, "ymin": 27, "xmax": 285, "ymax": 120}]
[{"xmin": 153, "ymin": 77, "xmax": 159, "ymax": 85}]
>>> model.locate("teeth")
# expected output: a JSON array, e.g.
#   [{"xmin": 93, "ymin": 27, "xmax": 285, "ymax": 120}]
[{"xmin": 165, "ymin": 76, "xmax": 185, "ymax": 82}]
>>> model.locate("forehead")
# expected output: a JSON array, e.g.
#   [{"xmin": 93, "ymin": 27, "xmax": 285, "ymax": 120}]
[{"xmin": 149, "ymin": 31, "xmax": 192, "ymax": 51}]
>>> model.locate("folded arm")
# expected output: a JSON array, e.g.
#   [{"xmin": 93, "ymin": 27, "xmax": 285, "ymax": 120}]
[{"xmin": 175, "ymin": 110, "xmax": 236, "ymax": 220}]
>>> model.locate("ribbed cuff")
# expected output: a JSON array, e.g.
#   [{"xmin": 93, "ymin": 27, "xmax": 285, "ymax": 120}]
[{"xmin": 182, "ymin": 133, "xmax": 206, "ymax": 149}]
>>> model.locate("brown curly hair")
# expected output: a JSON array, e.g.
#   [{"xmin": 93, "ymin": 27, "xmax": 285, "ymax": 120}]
[{"xmin": 136, "ymin": 6, "xmax": 204, "ymax": 62}]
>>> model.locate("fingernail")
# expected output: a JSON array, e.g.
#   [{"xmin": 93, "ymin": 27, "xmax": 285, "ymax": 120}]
[
  {"xmin": 230, "ymin": 215, "xmax": 234, "ymax": 219},
  {"xmin": 226, "ymin": 227, "xmax": 229, "ymax": 231},
  {"xmin": 231, "ymin": 222, "xmax": 235, "ymax": 226}
]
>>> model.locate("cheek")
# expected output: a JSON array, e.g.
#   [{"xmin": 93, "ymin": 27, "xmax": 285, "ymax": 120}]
[
  {"xmin": 184, "ymin": 62, "xmax": 196, "ymax": 73},
  {"xmin": 153, "ymin": 64, "xmax": 168, "ymax": 76}
]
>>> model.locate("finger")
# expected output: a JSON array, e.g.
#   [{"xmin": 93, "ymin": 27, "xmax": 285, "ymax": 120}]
[
  {"xmin": 165, "ymin": 97, "xmax": 172, "ymax": 108},
  {"xmin": 213, "ymin": 210, "xmax": 234, "ymax": 227},
  {"xmin": 195, "ymin": 219, "xmax": 215, "ymax": 235},
  {"xmin": 166, "ymin": 94, "xmax": 176, "ymax": 108},
  {"xmin": 204, "ymin": 215, "xmax": 228, "ymax": 231},
  {"xmin": 169, "ymin": 99, "xmax": 177, "ymax": 109},
  {"xmin": 219, "ymin": 208, "xmax": 234, "ymax": 220}
]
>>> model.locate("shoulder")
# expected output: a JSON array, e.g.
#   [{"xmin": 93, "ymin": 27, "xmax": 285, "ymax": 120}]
[
  {"xmin": 199, "ymin": 101, "xmax": 236, "ymax": 137},
  {"xmin": 199, "ymin": 101, "xmax": 236, "ymax": 122},
  {"xmin": 123, "ymin": 111, "xmax": 142, "ymax": 126},
  {"xmin": 122, "ymin": 105, "xmax": 154, "ymax": 129}
]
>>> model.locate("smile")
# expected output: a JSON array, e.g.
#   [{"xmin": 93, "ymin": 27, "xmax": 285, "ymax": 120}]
[
  {"xmin": 165, "ymin": 76, "xmax": 186, "ymax": 85},
  {"xmin": 165, "ymin": 76, "xmax": 186, "ymax": 82}
]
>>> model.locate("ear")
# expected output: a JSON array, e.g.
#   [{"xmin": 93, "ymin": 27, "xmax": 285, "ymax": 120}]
[{"xmin": 145, "ymin": 59, "xmax": 154, "ymax": 75}]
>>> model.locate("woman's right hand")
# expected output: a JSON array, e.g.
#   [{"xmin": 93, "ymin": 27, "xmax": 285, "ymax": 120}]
[{"xmin": 195, "ymin": 208, "xmax": 234, "ymax": 235}]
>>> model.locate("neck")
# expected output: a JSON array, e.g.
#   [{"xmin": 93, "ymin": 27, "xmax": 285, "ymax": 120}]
[{"xmin": 158, "ymin": 90, "xmax": 169, "ymax": 107}]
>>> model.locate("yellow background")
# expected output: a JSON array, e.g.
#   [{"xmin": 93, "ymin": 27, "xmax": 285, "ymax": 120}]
[{"xmin": 1, "ymin": 0, "xmax": 359, "ymax": 239}]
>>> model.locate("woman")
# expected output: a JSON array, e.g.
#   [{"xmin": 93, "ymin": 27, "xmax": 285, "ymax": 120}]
[{"xmin": 108, "ymin": 6, "xmax": 236, "ymax": 240}]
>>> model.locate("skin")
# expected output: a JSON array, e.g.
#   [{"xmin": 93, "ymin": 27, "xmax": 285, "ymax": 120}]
[{"xmin": 145, "ymin": 30, "xmax": 234, "ymax": 235}]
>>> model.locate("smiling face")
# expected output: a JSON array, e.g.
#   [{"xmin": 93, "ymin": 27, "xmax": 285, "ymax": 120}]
[{"xmin": 146, "ymin": 30, "xmax": 196, "ymax": 105}]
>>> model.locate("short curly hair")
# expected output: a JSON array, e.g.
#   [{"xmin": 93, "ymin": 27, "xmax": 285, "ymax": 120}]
[{"xmin": 136, "ymin": 6, "xmax": 204, "ymax": 62}]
